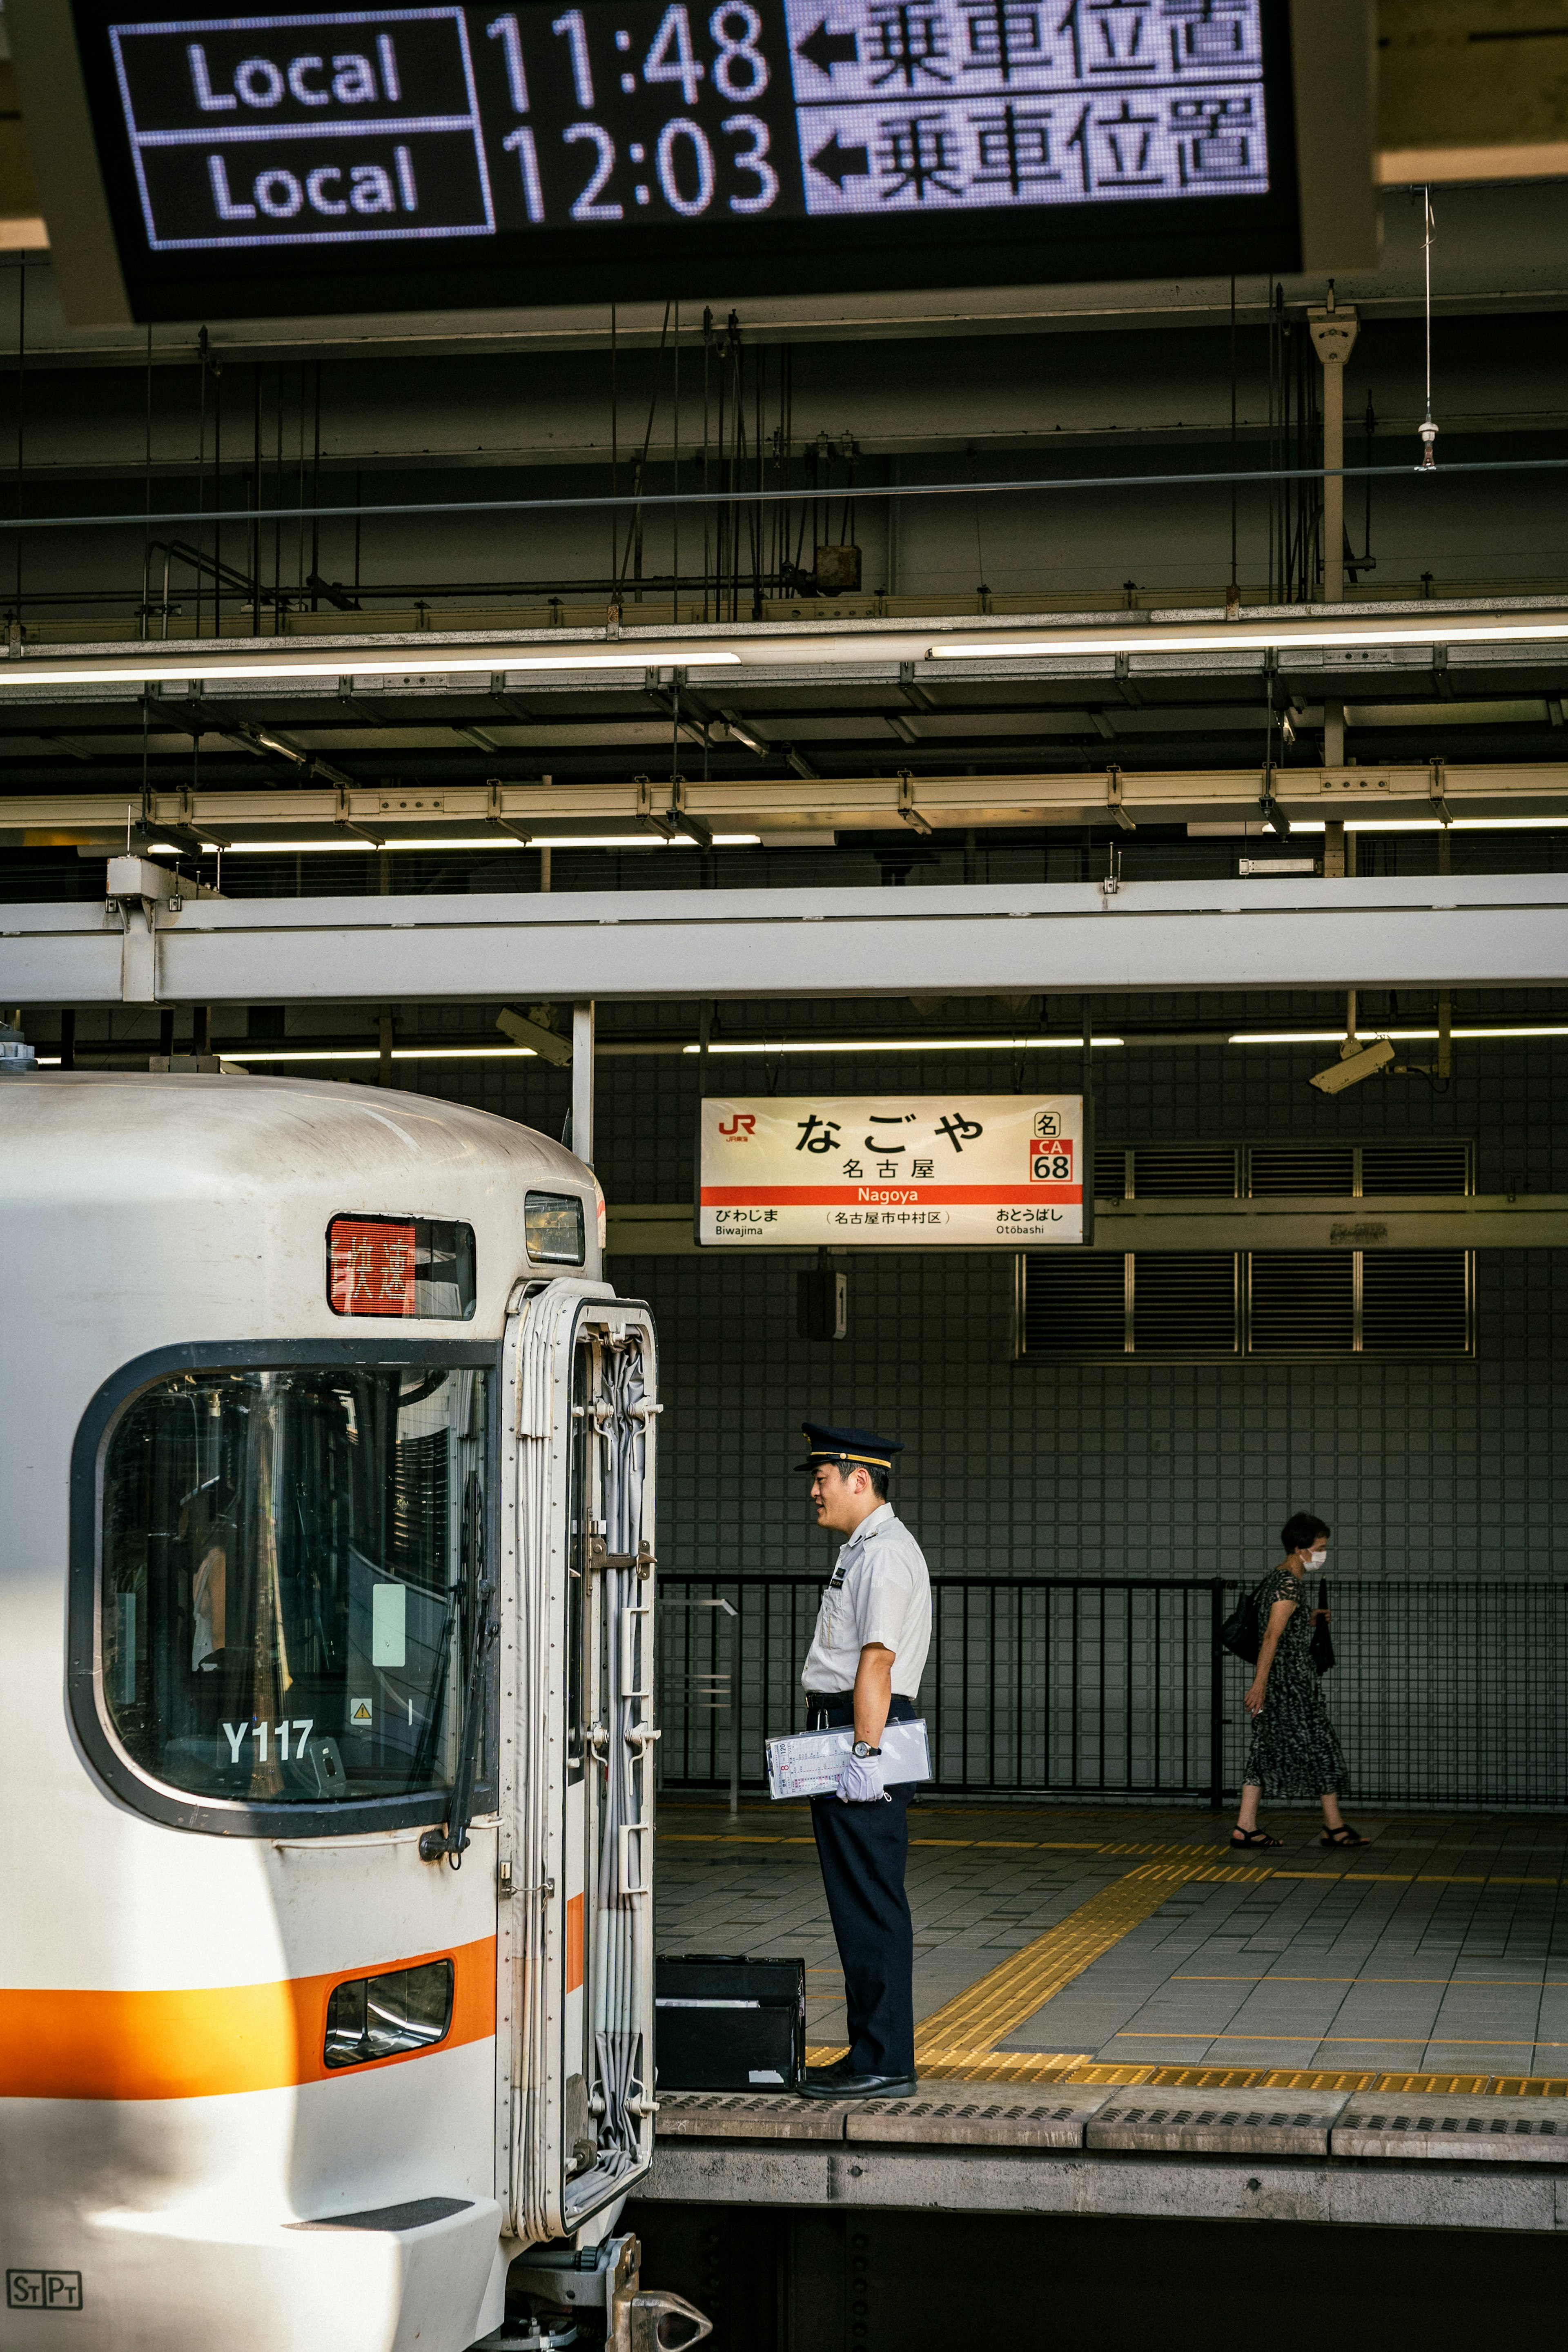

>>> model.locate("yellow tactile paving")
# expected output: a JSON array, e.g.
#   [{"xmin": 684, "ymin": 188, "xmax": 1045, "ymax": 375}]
[
  {"xmin": 800, "ymin": 2050, "xmax": 1568, "ymax": 2096},
  {"xmin": 906, "ymin": 1858, "xmax": 1273, "ymax": 2064}
]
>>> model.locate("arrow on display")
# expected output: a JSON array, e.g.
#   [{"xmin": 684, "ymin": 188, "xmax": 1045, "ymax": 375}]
[
  {"xmin": 808, "ymin": 129, "xmax": 872, "ymax": 187},
  {"xmin": 796, "ymin": 18, "xmax": 860, "ymax": 72}
]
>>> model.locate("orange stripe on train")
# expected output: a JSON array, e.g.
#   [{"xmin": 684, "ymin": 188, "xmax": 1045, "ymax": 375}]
[{"xmin": 0, "ymin": 1935, "xmax": 496, "ymax": 2102}]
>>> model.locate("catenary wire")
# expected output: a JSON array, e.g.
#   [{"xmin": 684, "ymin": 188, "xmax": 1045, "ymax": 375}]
[{"xmin": 0, "ymin": 454, "xmax": 1562, "ymax": 535}]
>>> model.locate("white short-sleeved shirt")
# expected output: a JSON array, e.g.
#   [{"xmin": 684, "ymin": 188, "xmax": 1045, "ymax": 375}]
[{"xmin": 800, "ymin": 1503, "xmax": 932, "ymax": 1698}]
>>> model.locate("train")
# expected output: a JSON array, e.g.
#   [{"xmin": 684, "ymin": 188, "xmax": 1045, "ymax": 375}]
[{"xmin": 0, "ymin": 1066, "xmax": 702, "ymax": 2352}]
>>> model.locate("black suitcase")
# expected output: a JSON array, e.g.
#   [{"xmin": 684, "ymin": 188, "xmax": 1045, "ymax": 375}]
[{"xmin": 654, "ymin": 1953, "xmax": 806, "ymax": 2092}]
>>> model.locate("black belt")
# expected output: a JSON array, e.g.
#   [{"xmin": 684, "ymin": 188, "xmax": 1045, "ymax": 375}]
[{"xmin": 806, "ymin": 1692, "xmax": 917, "ymax": 1732}]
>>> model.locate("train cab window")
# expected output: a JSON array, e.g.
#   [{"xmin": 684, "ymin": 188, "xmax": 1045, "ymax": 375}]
[
  {"xmin": 525, "ymin": 1193, "xmax": 585, "ymax": 1266},
  {"xmin": 100, "ymin": 1366, "xmax": 489, "ymax": 1808}
]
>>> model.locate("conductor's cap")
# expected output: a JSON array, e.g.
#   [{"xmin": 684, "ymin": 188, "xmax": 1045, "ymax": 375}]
[{"xmin": 795, "ymin": 1422, "xmax": 904, "ymax": 1474}]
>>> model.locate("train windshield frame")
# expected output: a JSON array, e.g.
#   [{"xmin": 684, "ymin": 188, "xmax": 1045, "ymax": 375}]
[{"xmin": 70, "ymin": 1339, "xmax": 499, "ymax": 1837}]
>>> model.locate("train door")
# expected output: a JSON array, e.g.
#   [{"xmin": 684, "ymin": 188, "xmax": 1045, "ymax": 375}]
[{"xmin": 496, "ymin": 1279, "xmax": 659, "ymax": 2247}]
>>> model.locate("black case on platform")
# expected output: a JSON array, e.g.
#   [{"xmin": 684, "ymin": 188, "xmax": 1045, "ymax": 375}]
[{"xmin": 654, "ymin": 1953, "xmax": 806, "ymax": 2092}]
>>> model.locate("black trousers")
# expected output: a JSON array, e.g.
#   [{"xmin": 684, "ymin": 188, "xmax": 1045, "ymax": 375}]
[{"xmin": 806, "ymin": 1691, "xmax": 917, "ymax": 2078}]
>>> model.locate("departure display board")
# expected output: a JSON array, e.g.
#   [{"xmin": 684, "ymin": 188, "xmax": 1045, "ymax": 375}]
[{"xmin": 58, "ymin": 0, "xmax": 1301, "ymax": 317}]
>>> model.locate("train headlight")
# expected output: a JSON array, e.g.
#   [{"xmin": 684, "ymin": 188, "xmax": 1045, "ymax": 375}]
[{"xmin": 323, "ymin": 1957, "xmax": 454, "ymax": 2069}]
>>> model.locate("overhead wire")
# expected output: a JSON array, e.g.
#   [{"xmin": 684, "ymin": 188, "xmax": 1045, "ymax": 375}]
[{"xmin": 0, "ymin": 453, "xmax": 1563, "ymax": 540}]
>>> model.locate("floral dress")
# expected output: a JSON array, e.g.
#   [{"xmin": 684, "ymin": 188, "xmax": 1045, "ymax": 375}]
[{"xmin": 1242, "ymin": 1567, "xmax": 1349, "ymax": 1799}]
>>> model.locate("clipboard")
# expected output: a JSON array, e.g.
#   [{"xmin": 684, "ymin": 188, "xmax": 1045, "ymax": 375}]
[{"xmin": 764, "ymin": 1717, "xmax": 932, "ymax": 1801}]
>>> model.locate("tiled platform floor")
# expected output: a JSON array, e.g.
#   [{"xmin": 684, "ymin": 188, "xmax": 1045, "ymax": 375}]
[{"xmin": 655, "ymin": 1797, "xmax": 1568, "ymax": 2080}]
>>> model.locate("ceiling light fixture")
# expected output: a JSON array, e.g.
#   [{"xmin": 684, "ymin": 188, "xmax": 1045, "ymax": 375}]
[
  {"xmin": 682, "ymin": 1034, "xmax": 1126, "ymax": 1054},
  {"xmin": 0, "ymin": 648, "xmax": 742, "ymax": 691},
  {"xmin": 929, "ymin": 615, "xmax": 1568, "ymax": 661},
  {"xmin": 197, "ymin": 832, "xmax": 761, "ymax": 854},
  {"xmin": 1230, "ymin": 1023, "xmax": 1568, "ymax": 1043}
]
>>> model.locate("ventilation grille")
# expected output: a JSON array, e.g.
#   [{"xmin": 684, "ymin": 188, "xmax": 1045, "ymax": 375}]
[
  {"xmin": 1361, "ymin": 1144, "xmax": 1470, "ymax": 1196},
  {"xmin": 1022, "ymin": 1253, "xmax": 1125, "ymax": 1355},
  {"xmin": 1131, "ymin": 1148, "xmax": 1238, "ymax": 1199},
  {"xmin": 1250, "ymin": 1146, "xmax": 1356, "ymax": 1196},
  {"xmin": 1362, "ymin": 1251, "xmax": 1471, "ymax": 1353},
  {"xmin": 1094, "ymin": 1148, "xmax": 1130, "ymax": 1200},
  {"xmin": 1022, "ymin": 1252, "xmax": 1472, "ymax": 1360},
  {"xmin": 1091, "ymin": 1141, "xmax": 1473, "ymax": 1199},
  {"xmin": 1132, "ymin": 1254, "xmax": 1238, "ymax": 1355},
  {"xmin": 1250, "ymin": 1253, "xmax": 1355, "ymax": 1356}
]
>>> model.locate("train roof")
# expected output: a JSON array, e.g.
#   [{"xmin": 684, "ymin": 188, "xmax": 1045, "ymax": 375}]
[{"xmin": 0, "ymin": 1071, "xmax": 591, "ymax": 1200}]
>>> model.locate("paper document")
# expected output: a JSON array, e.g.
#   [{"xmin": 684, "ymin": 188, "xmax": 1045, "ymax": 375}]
[{"xmin": 765, "ymin": 1718, "xmax": 932, "ymax": 1801}]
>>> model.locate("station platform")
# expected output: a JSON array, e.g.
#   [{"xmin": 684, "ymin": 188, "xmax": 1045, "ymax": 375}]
[{"xmin": 648, "ymin": 1795, "xmax": 1568, "ymax": 2234}]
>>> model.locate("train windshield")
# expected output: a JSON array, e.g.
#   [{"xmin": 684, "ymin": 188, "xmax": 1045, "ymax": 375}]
[{"xmin": 100, "ymin": 1365, "xmax": 488, "ymax": 1807}]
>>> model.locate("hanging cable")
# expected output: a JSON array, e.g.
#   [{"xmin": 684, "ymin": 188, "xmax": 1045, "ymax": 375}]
[
  {"xmin": 1420, "ymin": 186, "xmax": 1439, "ymax": 470},
  {"xmin": 1227, "ymin": 274, "xmax": 1238, "ymax": 617}
]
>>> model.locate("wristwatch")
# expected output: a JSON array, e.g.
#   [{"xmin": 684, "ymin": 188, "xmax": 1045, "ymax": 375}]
[{"xmin": 851, "ymin": 1741, "xmax": 881, "ymax": 1759}]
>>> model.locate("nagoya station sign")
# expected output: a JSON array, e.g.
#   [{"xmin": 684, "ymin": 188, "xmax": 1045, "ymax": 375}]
[
  {"xmin": 698, "ymin": 1094, "xmax": 1087, "ymax": 1248},
  {"xmin": 26, "ymin": 0, "xmax": 1304, "ymax": 319}
]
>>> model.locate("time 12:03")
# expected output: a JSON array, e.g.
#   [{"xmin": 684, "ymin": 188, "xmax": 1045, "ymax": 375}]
[{"xmin": 490, "ymin": 3, "xmax": 787, "ymax": 225}]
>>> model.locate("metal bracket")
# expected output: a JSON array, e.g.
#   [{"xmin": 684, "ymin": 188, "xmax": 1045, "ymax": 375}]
[
  {"xmin": 1429, "ymin": 758, "xmax": 1453, "ymax": 826},
  {"xmin": 634, "ymin": 775, "xmax": 676, "ymax": 841},
  {"xmin": 1105, "ymin": 765, "xmax": 1136, "ymax": 833},
  {"xmin": 487, "ymin": 780, "xmax": 530, "ymax": 844},
  {"xmin": 587, "ymin": 1538, "xmax": 640, "ymax": 1574},
  {"xmin": 897, "ymin": 769, "xmax": 933, "ymax": 836},
  {"xmin": 668, "ymin": 774, "xmax": 713, "ymax": 849},
  {"xmin": 1259, "ymin": 768, "xmax": 1291, "ymax": 840}
]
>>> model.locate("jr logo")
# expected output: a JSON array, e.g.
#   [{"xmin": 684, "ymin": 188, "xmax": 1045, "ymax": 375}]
[{"xmin": 717, "ymin": 1114, "xmax": 757, "ymax": 1141}]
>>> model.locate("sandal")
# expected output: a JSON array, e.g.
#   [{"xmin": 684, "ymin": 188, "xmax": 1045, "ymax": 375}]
[
  {"xmin": 1320, "ymin": 1825, "xmax": 1368, "ymax": 1848},
  {"xmin": 1229, "ymin": 1829, "xmax": 1283, "ymax": 1849}
]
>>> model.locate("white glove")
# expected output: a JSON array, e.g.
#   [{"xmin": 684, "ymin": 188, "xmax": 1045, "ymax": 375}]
[{"xmin": 837, "ymin": 1752, "xmax": 886, "ymax": 1803}]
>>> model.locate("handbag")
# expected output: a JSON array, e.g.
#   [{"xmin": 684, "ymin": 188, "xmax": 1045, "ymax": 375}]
[
  {"xmin": 1219, "ymin": 1583, "xmax": 1263, "ymax": 1664},
  {"xmin": 1309, "ymin": 1575, "xmax": 1336, "ymax": 1675}
]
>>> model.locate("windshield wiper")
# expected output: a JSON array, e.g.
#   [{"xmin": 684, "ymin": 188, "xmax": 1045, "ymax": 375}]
[{"xmin": 419, "ymin": 1572, "xmax": 498, "ymax": 1866}]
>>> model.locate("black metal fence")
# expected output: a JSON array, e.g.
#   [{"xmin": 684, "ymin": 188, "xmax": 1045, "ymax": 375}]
[{"xmin": 656, "ymin": 1575, "xmax": 1568, "ymax": 1810}]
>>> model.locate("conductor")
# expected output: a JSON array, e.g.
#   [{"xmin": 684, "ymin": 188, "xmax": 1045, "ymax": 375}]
[{"xmin": 793, "ymin": 1422, "xmax": 931, "ymax": 2101}]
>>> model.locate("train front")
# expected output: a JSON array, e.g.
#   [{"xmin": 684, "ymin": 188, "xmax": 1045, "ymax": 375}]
[{"xmin": 0, "ymin": 1071, "xmax": 612, "ymax": 2352}]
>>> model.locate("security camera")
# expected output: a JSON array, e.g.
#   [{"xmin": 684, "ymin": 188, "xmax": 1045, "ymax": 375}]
[{"xmin": 1308, "ymin": 1037, "xmax": 1395, "ymax": 1095}]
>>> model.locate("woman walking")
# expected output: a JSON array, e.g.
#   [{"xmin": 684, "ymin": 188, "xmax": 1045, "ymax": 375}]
[{"xmin": 1231, "ymin": 1512, "xmax": 1365, "ymax": 1852}]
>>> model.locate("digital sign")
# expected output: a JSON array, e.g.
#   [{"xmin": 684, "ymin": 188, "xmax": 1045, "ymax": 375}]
[{"xmin": 39, "ymin": 0, "xmax": 1304, "ymax": 316}]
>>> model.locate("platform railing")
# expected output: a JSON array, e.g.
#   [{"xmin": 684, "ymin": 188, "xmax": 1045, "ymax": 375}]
[{"xmin": 656, "ymin": 1576, "xmax": 1568, "ymax": 1810}]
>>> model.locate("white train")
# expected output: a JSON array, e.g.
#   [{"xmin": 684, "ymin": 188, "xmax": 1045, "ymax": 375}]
[{"xmin": 0, "ymin": 1070, "xmax": 697, "ymax": 2352}]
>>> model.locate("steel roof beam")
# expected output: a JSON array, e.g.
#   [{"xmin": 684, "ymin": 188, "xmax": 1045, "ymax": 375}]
[
  {"xmin": 3, "ymin": 763, "xmax": 1568, "ymax": 849},
  {"xmin": 2, "ymin": 875, "xmax": 1565, "ymax": 1007}
]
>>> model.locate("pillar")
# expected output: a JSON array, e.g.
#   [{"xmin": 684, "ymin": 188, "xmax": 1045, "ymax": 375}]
[
  {"xmin": 572, "ymin": 1000, "xmax": 595, "ymax": 1164},
  {"xmin": 1307, "ymin": 299, "xmax": 1360, "ymax": 604}
]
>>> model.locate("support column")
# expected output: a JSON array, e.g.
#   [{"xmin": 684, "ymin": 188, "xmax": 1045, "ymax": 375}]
[
  {"xmin": 572, "ymin": 1000, "xmax": 595, "ymax": 1165},
  {"xmin": 379, "ymin": 1008, "xmax": 394, "ymax": 1086},
  {"xmin": 1308, "ymin": 298, "xmax": 1360, "ymax": 604}
]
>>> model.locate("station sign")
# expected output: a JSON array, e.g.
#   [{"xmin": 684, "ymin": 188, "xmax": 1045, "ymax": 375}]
[
  {"xmin": 15, "ymin": 0, "xmax": 1318, "ymax": 320},
  {"xmin": 697, "ymin": 1092, "xmax": 1087, "ymax": 1248}
]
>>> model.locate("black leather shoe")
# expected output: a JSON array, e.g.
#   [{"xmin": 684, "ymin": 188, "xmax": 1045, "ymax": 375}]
[
  {"xmin": 800, "ymin": 2056, "xmax": 855, "ymax": 2088},
  {"xmin": 797, "ymin": 2071, "xmax": 918, "ymax": 2101}
]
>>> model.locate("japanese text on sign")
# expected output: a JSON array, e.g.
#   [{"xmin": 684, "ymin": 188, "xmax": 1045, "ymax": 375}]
[
  {"xmin": 99, "ymin": 0, "xmax": 1267, "ymax": 254},
  {"xmin": 328, "ymin": 1217, "xmax": 418, "ymax": 1313},
  {"xmin": 699, "ymin": 1094, "xmax": 1087, "ymax": 1246}
]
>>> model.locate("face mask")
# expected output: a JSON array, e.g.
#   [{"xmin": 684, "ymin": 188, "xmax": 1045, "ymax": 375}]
[{"xmin": 1303, "ymin": 1547, "xmax": 1327, "ymax": 1568}]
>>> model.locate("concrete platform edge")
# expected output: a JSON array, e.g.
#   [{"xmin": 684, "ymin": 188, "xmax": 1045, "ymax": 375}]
[{"xmin": 639, "ymin": 2139, "xmax": 1568, "ymax": 2233}]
